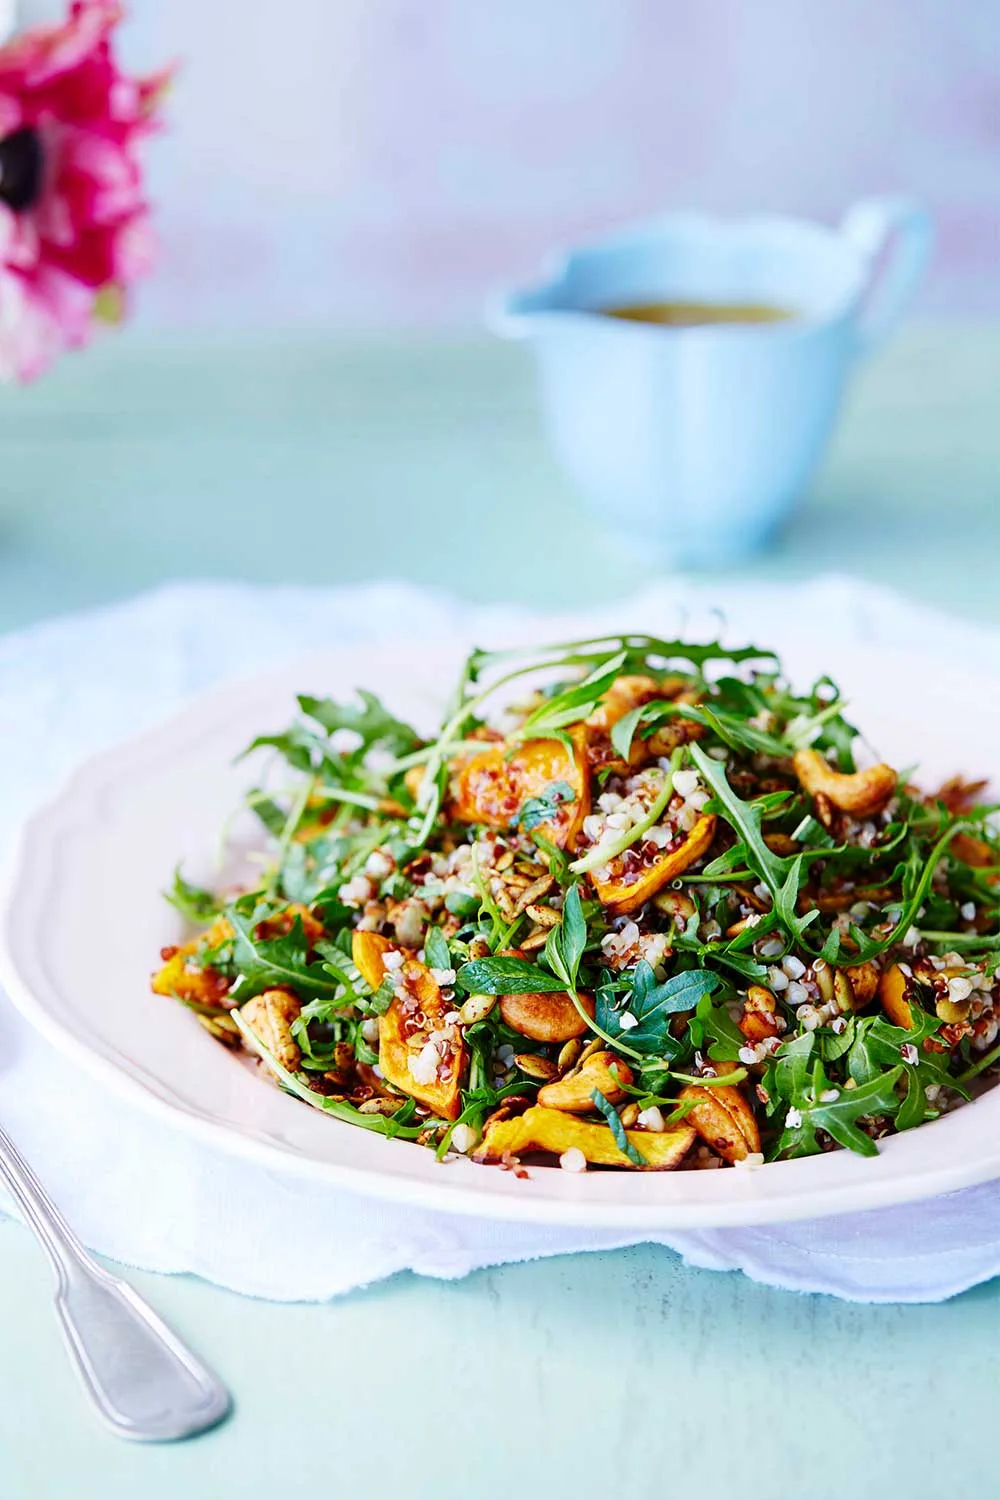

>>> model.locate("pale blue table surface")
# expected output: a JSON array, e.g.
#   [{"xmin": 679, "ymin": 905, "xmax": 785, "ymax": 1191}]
[{"xmin": 0, "ymin": 326, "xmax": 998, "ymax": 1498}]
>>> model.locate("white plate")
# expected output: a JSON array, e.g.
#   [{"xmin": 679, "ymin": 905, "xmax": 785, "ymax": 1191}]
[{"xmin": 2, "ymin": 638, "xmax": 999, "ymax": 1230}]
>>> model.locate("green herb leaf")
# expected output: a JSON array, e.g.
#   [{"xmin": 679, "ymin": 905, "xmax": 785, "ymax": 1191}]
[
  {"xmin": 516, "ymin": 780, "xmax": 576, "ymax": 833},
  {"xmin": 424, "ymin": 926, "xmax": 452, "ymax": 973},
  {"xmin": 591, "ymin": 1087, "xmax": 647, "ymax": 1165},
  {"xmin": 455, "ymin": 956, "xmax": 567, "ymax": 995}
]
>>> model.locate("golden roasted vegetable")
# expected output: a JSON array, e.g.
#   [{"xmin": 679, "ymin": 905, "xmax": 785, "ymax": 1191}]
[
  {"xmin": 350, "ymin": 931, "xmax": 465, "ymax": 1119},
  {"xmin": 536, "ymin": 1051, "xmax": 633, "ymax": 1112},
  {"xmin": 352, "ymin": 929, "xmax": 394, "ymax": 991},
  {"xmin": 878, "ymin": 962, "xmax": 914, "ymax": 1029},
  {"xmin": 739, "ymin": 984, "xmax": 780, "ymax": 1042},
  {"xmin": 590, "ymin": 814, "xmax": 717, "ymax": 916},
  {"xmin": 240, "ymin": 988, "xmax": 302, "ymax": 1071},
  {"xmin": 473, "ymin": 1105, "xmax": 696, "ymax": 1169},
  {"xmin": 499, "ymin": 988, "xmax": 594, "ymax": 1043},
  {"xmin": 793, "ymin": 749, "xmax": 897, "ymax": 817},
  {"xmin": 679, "ymin": 1084, "xmax": 760, "ymax": 1163},
  {"xmin": 451, "ymin": 728, "xmax": 590, "ymax": 848},
  {"xmin": 151, "ymin": 914, "xmax": 233, "ymax": 1008}
]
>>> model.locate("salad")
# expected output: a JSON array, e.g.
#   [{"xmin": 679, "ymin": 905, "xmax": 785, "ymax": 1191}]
[{"xmin": 152, "ymin": 634, "xmax": 1000, "ymax": 1174}]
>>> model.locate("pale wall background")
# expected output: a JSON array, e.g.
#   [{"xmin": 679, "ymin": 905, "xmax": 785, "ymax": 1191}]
[{"xmin": 22, "ymin": 0, "xmax": 1000, "ymax": 327}]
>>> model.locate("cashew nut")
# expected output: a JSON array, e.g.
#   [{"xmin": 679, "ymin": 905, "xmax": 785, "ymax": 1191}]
[
  {"xmin": 499, "ymin": 989, "xmax": 594, "ymax": 1043},
  {"xmin": 793, "ymin": 749, "xmax": 896, "ymax": 817},
  {"xmin": 679, "ymin": 1084, "xmax": 761, "ymax": 1163},
  {"xmin": 240, "ymin": 988, "xmax": 302, "ymax": 1071},
  {"xmin": 537, "ymin": 1051, "xmax": 634, "ymax": 1112}
]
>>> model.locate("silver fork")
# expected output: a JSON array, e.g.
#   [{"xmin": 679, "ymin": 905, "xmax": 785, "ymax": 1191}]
[{"xmin": 0, "ymin": 1124, "xmax": 231, "ymax": 1440}]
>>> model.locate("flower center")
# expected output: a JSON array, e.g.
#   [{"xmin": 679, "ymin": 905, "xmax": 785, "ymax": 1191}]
[{"xmin": 0, "ymin": 128, "xmax": 43, "ymax": 211}]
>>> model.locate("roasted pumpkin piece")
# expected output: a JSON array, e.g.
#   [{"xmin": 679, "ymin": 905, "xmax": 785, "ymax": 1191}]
[
  {"xmin": 473, "ymin": 1105, "xmax": 695, "ymax": 1170},
  {"xmin": 878, "ymin": 962, "xmax": 914, "ymax": 1029},
  {"xmin": 350, "ymin": 931, "xmax": 465, "ymax": 1119},
  {"xmin": 678, "ymin": 1083, "xmax": 760, "ymax": 1163},
  {"xmin": 451, "ymin": 728, "xmax": 590, "ymax": 849},
  {"xmin": 151, "ymin": 950, "xmax": 231, "ymax": 1007},
  {"xmin": 151, "ymin": 913, "xmax": 234, "ymax": 1007},
  {"xmin": 352, "ymin": 929, "xmax": 394, "ymax": 991},
  {"xmin": 590, "ymin": 813, "xmax": 717, "ymax": 916}
]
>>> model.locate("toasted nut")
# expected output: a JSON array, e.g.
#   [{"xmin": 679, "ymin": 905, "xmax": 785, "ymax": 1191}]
[
  {"xmin": 576, "ymin": 1036, "xmax": 605, "ymax": 1066},
  {"xmin": 240, "ymin": 988, "xmax": 302, "ymax": 1071},
  {"xmin": 764, "ymin": 832, "xmax": 799, "ymax": 856},
  {"xmin": 557, "ymin": 1038, "xmax": 582, "ymax": 1073},
  {"xmin": 619, "ymin": 1102, "xmax": 640, "ymax": 1129},
  {"xmin": 537, "ymin": 1051, "xmax": 634, "ymax": 1112},
  {"xmin": 833, "ymin": 968, "xmax": 856, "ymax": 1015},
  {"xmin": 813, "ymin": 958, "xmax": 835, "ymax": 1004},
  {"xmin": 494, "ymin": 849, "xmax": 514, "ymax": 872},
  {"xmin": 512, "ymin": 874, "xmax": 555, "ymax": 915},
  {"xmin": 739, "ymin": 984, "xmax": 780, "ymax": 1042},
  {"xmin": 935, "ymin": 995, "xmax": 971, "ymax": 1024},
  {"xmin": 520, "ymin": 929, "xmax": 551, "ymax": 952},
  {"xmin": 357, "ymin": 1096, "xmax": 406, "ymax": 1116},
  {"xmin": 459, "ymin": 992, "xmax": 497, "ymax": 1025},
  {"xmin": 525, "ymin": 903, "xmax": 560, "ymax": 927},
  {"xmin": 473, "ymin": 1105, "xmax": 695, "ymax": 1170},
  {"xmin": 653, "ymin": 889, "xmax": 697, "ymax": 924},
  {"xmin": 813, "ymin": 791, "xmax": 836, "ymax": 831},
  {"xmin": 844, "ymin": 960, "xmax": 879, "ymax": 1009},
  {"xmin": 499, "ymin": 990, "xmax": 594, "ymax": 1043},
  {"xmin": 793, "ymin": 749, "xmax": 896, "ymax": 817},
  {"xmin": 515, "ymin": 1052, "xmax": 560, "ymax": 1082},
  {"xmin": 879, "ymin": 963, "xmax": 914, "ymax": 1028},
  {"xmin": 678, "ymin": 1084, "xmax": 761, "ymax": 1163}
]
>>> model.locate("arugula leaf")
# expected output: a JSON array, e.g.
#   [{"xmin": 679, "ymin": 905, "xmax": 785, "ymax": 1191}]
[
  {"xmin": 511, "ymin": 652, "xmax": 627, "ymax": 743},
  {"xmin": 165, "ymin": 867, "xmax": 220, "ymax": 925},
  {"xmin": 597, "ymin": 963, "xmax": 718, "ymax": 1056},
  {"xmin": 804, "ymin": 1068, "xmax": 904, "ymax": 1156},
  {"xmin": 689, "ymin": 743, "xmax": 816, "ymax": 943},
  {"xmin": 515, "ymin": 781, "xmax": 575, "ymax": 833},
  {"xmin": 591, "ymin": 1087, "xmax": 647, "ymax": 1165},
  {"xmin": 227, "ymin": 906, "xmax": 341, "ymax": 1003},
  {"xmin": 298, "ymin": 690, "xmax": 420, "ymax": 756},
  {"xmin": 455, "ymin": 956, "xmax": 567, "ymax": 995}
]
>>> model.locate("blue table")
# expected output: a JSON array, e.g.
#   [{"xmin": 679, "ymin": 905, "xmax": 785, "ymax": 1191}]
[{"xmin": 1, "ymin": 327, "xmax": 998, "ymax": 1499}]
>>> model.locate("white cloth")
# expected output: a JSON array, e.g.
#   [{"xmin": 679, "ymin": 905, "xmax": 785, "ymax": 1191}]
[{"xmin": 1, "ymin": 574, "xmax": 999, "ymax": 1304}]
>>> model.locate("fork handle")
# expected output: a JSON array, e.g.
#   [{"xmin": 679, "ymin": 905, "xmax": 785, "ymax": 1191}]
[{"xmin": 0, "ymin": 1125, "xmax": 230, "ymax": 1441}]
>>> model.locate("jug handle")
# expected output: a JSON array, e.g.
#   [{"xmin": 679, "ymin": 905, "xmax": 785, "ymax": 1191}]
[{"xmin": 840, "ymin": 197, "xmax": 932, "ymax": 357}]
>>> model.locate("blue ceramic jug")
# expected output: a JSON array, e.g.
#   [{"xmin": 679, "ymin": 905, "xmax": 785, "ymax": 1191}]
[{"xmin": 493, "ymin": 198, "xmax": 931, "ymax": 564}]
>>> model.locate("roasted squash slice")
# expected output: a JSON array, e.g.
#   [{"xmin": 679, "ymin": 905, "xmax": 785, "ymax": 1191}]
[
  {"xmin": 350, "ymin": 931, "xmax": 465, "ymax": 1119},
  {"xmin": 590, "ymin": 814, "xmax": 717, "ymax": 916},
  {"xmin": 451, "ymin": 727, "xmax": 590, "ymax": 848},
  {"xmin": 151, "ymin": 914, "xmax": 233, "ymax": 1007},
  {"xmin": 473, "ymin": 1105, "xmax": 695, "ymax": 1169}
]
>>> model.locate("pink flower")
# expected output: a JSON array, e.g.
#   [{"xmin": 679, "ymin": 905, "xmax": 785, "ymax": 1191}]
[{"xmin": 0, "ymin": 0, "xmax": 168, "ymax": 381}]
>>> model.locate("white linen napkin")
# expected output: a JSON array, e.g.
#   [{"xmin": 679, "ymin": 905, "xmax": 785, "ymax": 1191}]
[{"xmin": 1, "ymin": 574, "xmax": 999, "ymax": 1304}]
